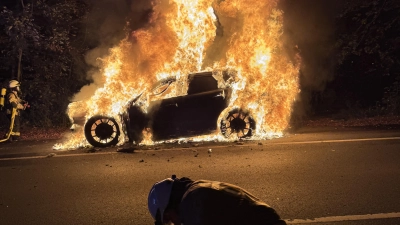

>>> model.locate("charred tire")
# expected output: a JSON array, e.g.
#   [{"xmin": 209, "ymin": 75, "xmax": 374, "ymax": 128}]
[
  {"xmin": 84, "ymin": 115, "xmax": 120, "ymax": 147},
  {"xmin": 220, "ymin": 108, "xmax": 255, "ymax": 139}
]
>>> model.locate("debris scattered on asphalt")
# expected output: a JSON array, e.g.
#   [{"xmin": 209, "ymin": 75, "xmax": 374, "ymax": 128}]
[
  {"xmin": 87, "ymin": 148, "xmax": 101, "ymax": 153},
  {"xmin": 117, "ymin": 148, "xmax": 135, "ymax": 153},
  {"xmin": 46, "ymin": 153, "xmax": 56, "ymax": 158}
]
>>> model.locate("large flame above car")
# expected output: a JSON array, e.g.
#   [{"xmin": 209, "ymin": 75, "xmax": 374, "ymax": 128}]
[{"xmin": 54, "ymin": 0, "xmax": 300, "ymax": 149}]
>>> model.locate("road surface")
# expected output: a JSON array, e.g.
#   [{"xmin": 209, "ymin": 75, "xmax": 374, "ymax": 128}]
[{"xmin": 1, "ymin": 126, "xmax": 400, "ymax": 224}]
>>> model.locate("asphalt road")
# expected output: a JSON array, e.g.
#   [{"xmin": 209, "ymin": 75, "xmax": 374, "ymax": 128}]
[{"xmin": 1, "ymin": 126, "xmax": 400, "ymax": 225}]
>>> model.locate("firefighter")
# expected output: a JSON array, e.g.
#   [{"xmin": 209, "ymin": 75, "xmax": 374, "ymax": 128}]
[
  {"xmin": 5, "ymin": 80, "xmax": 27, "ymax": 141},
  {"xmin": 148, "ymin": 175, "xmax": 287, "ymax": 225}
]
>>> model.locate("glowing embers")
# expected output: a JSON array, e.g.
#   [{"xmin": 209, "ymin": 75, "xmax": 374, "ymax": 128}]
[
  {"xmin": 84, "ymin": 116, "xmax": 120, "ymax": 147},
  {"xmin": 220, "ymin": 108, "xmax": 255, "ymax": 139}
]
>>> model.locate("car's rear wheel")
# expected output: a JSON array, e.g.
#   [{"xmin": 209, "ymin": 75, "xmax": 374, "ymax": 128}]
[
  {"xmin": 219, "ymin": 108, "xmax": 255, "ymax": 139},
  {"xmin": 84, "ymin": 115, "xmax": 120, "ymax": 147}
]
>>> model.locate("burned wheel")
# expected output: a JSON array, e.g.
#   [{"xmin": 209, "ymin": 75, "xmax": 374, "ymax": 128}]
[
  {"xmin": 84, "ymin": 115, "xmax": 120, "ymax": 147},
  {"xmin": 220, "ymin": 108, "xmax": 255, "ymax": 139}
]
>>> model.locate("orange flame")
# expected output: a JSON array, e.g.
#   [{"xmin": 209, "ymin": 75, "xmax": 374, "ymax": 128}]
[{"xmin": 54, "ymin": 0, "xmax": 299, "ymax": 150}]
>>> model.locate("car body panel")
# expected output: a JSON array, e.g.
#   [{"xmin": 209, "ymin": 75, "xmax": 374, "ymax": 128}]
[
  {"xmin": 124, "ymin": 71, "xmax": 232, "ymax": 142},
  {"xmin": 148, "ymin": 88, "xmax": 230, "ymax": 140},
  {"xmin": 80, "ymin": 71, "xmax": 240, "ymax": 146}
]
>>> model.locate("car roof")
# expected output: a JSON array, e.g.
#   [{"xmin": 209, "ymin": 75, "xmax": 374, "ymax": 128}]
[{"xmin": 187, "ymin": 71, "xmax": 213, "ymax": 80}]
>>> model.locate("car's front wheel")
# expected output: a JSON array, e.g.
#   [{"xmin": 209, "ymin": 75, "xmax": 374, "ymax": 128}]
[
  {"xmin": 84, "ymin": 115, "xmax": 120, "ymax": 147},
  {"xmin": 219, "ymin": 108, "xmax": 255, "ymax": 139}
]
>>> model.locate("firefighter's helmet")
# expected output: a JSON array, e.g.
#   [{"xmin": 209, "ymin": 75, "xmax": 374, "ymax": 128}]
[
  {"xmin": 148, "ymin": 178, "xmax": 175, "ymax": 222},
  {"xmin": 9, "ymin": 80, "xmax": 20, "ymax": 88},
  {"xmin": 9, "ymin": 80, "xmax": 20, "ymax": 91}
]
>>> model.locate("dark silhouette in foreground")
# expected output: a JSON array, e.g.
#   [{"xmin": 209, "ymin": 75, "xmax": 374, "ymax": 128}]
[{"xmin": 148, "ymin": 175, "xmax": 286, "ymax": 225}]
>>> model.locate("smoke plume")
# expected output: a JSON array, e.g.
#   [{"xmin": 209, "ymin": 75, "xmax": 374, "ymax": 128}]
[
  {"xmin": 72, "ymin": 0, "xmax": 153, "ymax": 101},
  {"xmin": 279, "ymin": 0, "xmax": 344, "ymax": 123}
]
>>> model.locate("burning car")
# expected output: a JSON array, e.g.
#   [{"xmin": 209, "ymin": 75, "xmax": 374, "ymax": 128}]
[{"xmin": 80, "ymin": 71, "xmax": 256, "ymax": 147}]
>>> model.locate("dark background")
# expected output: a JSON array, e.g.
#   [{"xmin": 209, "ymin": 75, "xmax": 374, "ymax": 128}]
[{"xmin": 1, "ymin": 0, "xmax": 399, "ymax": 130}]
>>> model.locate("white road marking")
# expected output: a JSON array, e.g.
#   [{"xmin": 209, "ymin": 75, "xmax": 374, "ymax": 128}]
[
  {"xmin": 0, "ymin": 151, "xmax": 116, "ymax": 161},
  {"xmin": 285, "ymin": 212, "xmax": 400, "ymax": 224},
  {"xmin": 277, "ymin": 137, "xmax": 400, "ymax": 145}
]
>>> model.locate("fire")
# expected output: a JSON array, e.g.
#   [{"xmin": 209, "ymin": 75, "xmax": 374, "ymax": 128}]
[{"xmin": 53, "ymin": 0, "xmax": 300, "ymax": 150}]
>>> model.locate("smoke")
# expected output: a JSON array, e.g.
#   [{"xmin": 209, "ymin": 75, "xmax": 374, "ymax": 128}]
[
  {"xmin": 279, "ymin": 0, "xmax": 344, "ymax": 122},
  {"xmin": 72, "ymin": 0, "xmax": 153, "ymax": 102}
]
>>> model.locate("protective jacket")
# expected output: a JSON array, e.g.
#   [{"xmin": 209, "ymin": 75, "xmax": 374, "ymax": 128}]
[
  {"xmin": 7, "ymin": 91, "xmax": 24, "ymax": 116},
  {"xmin": 168, "ymin": 178, "xmax": 286, "ymax": 225}
]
